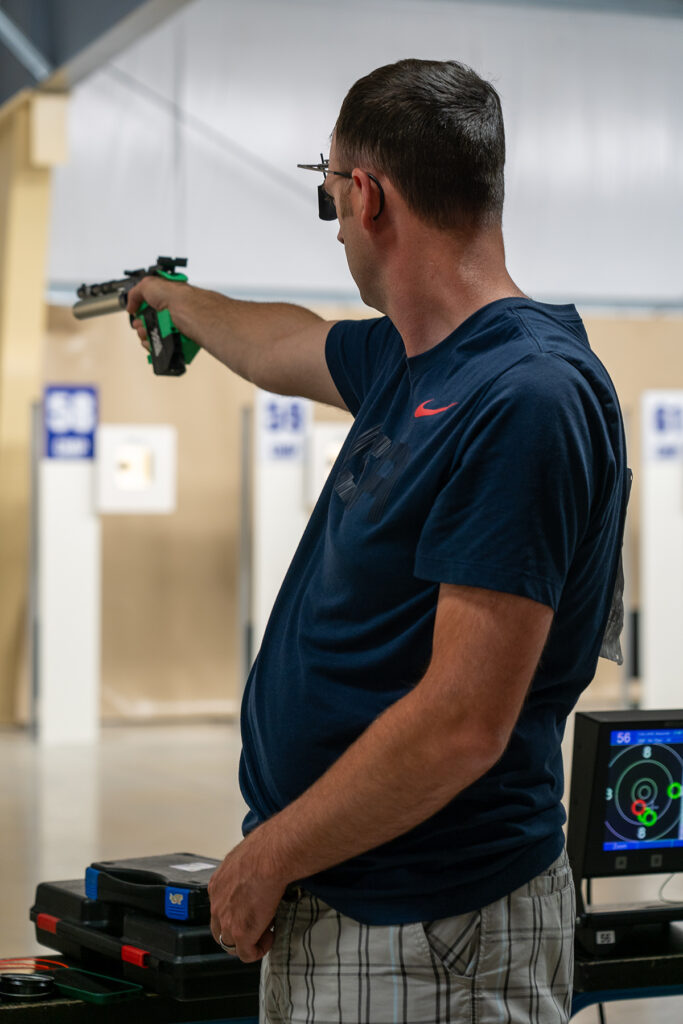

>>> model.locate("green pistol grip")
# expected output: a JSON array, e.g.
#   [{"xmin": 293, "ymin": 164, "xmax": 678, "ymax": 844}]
[
  {"xmin": 155, "ymin": 308, "xmax": 200, "ymax": 365},
  {"xmin": 138, "ymin": 270, "xmax": 199, "ymax": 374},
  {"xmin": 181, "ymin": 335, "xmax": 200, "ymax": 364}
]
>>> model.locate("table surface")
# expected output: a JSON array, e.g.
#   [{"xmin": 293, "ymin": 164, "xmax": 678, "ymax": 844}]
[
  {"xmin": 0, "ymin": 989, "xmax": 258, "ymax": 1022},
  {"xmin": 4, "ymin": 944, "xmax": 683, "ymax": 1021}
]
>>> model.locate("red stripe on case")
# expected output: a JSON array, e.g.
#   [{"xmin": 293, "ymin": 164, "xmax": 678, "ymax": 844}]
[
  {"xmin": 121, "ymin": 945, "xmax": 149, "ymax": 968},
  {"xmin": 36, "ymin": 914, "xmax": 59, "ymax": 934}
]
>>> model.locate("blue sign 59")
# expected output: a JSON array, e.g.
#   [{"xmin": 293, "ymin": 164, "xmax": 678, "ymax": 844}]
[
  {"xmin": 258, "ymin": 392, "xmax": 310, "ymax": 463},
  {"xmin": 44, "ymin": 385, "xmax": 98, "ymax": 459},
  {"xmin": 265, "ymin": 399, "xmax": 304, "ymax": 433}
]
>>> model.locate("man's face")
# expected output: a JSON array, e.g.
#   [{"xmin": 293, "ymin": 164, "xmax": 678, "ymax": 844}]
[{"xmin": 326, "ymin": 137, "xmax": 352, "ymax": 243}]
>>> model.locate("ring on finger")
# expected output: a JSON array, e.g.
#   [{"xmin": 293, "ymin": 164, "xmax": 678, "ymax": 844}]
[{"xmin": 218, "ymin": 933, "xmax": 237, "ymax": 954}]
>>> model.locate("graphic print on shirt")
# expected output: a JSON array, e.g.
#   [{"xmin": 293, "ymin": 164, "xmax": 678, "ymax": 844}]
[{"xmin": 334, "ymin": 425, "xmax": 411, "ymax": 523}]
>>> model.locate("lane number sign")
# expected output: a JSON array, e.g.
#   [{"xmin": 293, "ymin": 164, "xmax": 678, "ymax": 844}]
[{"xmin": 44, "ymin": 386, "xmax": 98, "ymax": 459}]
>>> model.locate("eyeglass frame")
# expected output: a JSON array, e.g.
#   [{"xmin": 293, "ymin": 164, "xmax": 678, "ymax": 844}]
[{"xmin": 297, "ymin": 155, "xmax": 385, "ymax": 222}]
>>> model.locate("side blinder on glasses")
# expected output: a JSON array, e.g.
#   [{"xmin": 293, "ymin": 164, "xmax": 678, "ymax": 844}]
[
  {"xmin": 318, "ymin": 185, "xmax": 337, "ymax": 221},
  {"xmin": 298, "ymin": 155, "xmax": 384, "ymax": 222}
]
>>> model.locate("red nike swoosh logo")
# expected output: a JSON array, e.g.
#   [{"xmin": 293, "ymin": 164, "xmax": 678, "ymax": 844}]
[{"xmin": 414, "ymin": 400, "xmax": 458, "ymax": 418}]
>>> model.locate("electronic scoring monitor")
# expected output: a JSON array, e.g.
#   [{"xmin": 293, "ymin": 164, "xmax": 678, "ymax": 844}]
[{"xmin": 568, "ymin": 709, "xmax": 683, "ymax": 880}]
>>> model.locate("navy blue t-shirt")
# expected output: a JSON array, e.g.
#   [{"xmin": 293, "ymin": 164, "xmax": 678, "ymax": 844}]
[{"xmin": 239, "ymin": 297, "xmax": 628, "ymax": 925}]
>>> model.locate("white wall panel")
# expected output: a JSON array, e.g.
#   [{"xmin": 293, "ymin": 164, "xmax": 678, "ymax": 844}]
[
  {"xmin": 640, "ymin": 391, "xmax": 683, "ymax": 709},
  {"xmin": 37, "ymin": 461, "xmax": 100, "ymax": 745},
  {"xmin": 48, "ymin": 0, "xmax": 683, "ymax": 305}
]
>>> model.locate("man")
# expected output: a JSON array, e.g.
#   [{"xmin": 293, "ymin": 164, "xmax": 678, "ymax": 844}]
[{"xmin": 128, "ymin": 59, "xmax": 628, "ymax": 1024}]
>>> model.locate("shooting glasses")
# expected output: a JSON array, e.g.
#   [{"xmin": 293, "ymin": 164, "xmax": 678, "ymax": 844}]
[{"xmin": 297, "ymin": 155, "xmax": 385, "ymax": 222}]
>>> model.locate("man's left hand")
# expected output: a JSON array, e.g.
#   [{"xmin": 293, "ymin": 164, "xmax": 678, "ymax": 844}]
[{"xmin": 208, "ymin": 829, "xmax": 288, "ymax": 962}]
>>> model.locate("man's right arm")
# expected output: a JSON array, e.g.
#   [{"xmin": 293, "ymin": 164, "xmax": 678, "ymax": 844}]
[{"xmin": 126, "ymin": 277, "xmax": 347, "ymax": 410}]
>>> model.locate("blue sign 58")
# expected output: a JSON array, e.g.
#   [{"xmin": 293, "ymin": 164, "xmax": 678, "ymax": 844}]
[{"xmin": 44, "ymin": 385, "xmax": 98, "ymax": 459}]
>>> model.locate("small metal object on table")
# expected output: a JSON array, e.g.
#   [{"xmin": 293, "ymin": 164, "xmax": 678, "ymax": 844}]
[{"xmin": 0, "ymin": 956, "xmax": 258, "ymax": 1024}]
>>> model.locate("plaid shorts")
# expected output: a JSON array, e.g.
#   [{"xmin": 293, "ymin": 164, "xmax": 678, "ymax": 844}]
[{"xmin": 260, "ymin": 849, "xmax": 575, "ymax": 1024}]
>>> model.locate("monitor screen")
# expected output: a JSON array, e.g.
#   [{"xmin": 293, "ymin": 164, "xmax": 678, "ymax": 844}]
[
  {"xmin": 568, "ymin": 709, "xmax": 683, "ymax": 878},
  {"xmin": 603, "ymin": 727, "xmax": 683, "ymax": 852}
]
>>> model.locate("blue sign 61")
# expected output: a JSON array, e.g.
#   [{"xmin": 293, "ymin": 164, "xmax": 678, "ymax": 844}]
[{"xmin": 655, "ymin": 405, "xmax": 683, "ymax": 433}]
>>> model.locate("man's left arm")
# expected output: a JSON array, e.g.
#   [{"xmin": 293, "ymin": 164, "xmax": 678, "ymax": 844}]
[{"xmin": 208, "ymin": 582, "xmax": 553, "ymax": 961}]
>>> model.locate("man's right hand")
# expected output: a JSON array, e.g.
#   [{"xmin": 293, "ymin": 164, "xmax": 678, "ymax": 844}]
[
  {"xmin": 126, "ymin": 276, "xmax": 188, "ymax": 350},
  {"xmin": 125, "ymin": 277, "xmax": 347, "ymax": 410}
]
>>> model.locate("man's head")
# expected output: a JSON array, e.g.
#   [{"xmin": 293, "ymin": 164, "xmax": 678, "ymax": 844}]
[{"xmin": 334, "ymin": 59, "xmax": 505, "ymax": 233}]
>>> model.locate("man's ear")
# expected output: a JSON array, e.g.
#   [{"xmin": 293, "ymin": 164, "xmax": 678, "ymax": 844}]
[{"xmin": 353, "ymin": 170, "xmax": 381, "ymax": 229}]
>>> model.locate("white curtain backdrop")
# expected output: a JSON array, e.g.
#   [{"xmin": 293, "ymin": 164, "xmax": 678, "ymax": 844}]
[{"xmin": 48, "ymin": 0, "xmax": 683, "ymax": 306}]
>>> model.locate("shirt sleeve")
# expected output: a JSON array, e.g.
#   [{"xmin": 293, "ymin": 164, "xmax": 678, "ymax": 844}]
[
  {"xmin": 325, "ymin": 317, "xmax": 401, "ymax": 416},
  {"xmin": 414, "ymin": 355, "xmax": 601, "ymax": 610}
]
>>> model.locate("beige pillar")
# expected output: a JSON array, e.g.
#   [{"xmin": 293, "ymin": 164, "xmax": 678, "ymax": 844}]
[{"xmin": 0, "ymin": 91, "xmax": 67, "ymax": 723}]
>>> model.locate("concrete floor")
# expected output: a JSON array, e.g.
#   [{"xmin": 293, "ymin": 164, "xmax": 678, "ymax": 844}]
[{"xmin": 1, "ymin": 696, "xmax": 683, "ymax": 1022}]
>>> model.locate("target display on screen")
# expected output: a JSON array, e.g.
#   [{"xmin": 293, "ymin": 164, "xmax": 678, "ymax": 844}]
[{"xmin": 604, "ymin": 728, "xmax": 683, "ymax": 851}]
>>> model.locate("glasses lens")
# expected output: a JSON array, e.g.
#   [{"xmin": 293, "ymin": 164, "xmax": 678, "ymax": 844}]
[{"xmin": 317, "ymin": 184, "xmax": 337, "ymax": 221}]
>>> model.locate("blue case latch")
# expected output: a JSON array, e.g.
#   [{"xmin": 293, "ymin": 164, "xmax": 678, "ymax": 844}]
[
  {"xmin": 85, "ymin": 867, "xmax": 100, "ymax": 900},
  {"xmin": 165, "ymin": 886, "xmax": 190, "ymax": 920}
]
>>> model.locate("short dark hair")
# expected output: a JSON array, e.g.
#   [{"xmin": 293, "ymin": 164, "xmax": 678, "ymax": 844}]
[{"xmin": 334, "ymin": 59, "xmax": 505, "ymax": 231}]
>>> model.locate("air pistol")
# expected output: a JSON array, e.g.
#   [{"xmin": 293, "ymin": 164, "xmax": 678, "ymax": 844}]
[{"xmin": 73, "ymin": 256, "xmax": 199, "ymax": 376}]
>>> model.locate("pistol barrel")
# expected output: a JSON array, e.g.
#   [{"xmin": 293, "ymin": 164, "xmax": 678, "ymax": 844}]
[{"xmin": 72, "ymin": 293, "xmax": 126, "ymax": 320}]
